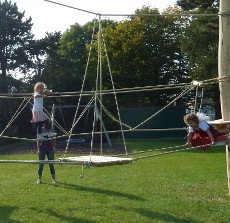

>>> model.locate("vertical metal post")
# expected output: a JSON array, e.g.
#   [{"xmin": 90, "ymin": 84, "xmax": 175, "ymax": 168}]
[
  {"xmin": 98, "ymin": 16, "xmax": 103, "ymax": 154},
  {"xmin": 51, "ymin": 104, "xmax": 55, "ymax": 129}
]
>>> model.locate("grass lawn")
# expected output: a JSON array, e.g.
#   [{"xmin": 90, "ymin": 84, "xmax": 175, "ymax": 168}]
[{"xmin": 1, "ymin": 139, "xmax": 230, "ymax": 223}]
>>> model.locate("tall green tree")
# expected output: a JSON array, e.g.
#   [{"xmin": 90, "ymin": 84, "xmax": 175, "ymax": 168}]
[
  {"xmin": 42, "ymin": 24, "xmax": 87, "ymax": 94},
  {"xmin": 178, "ymin": 4, "xmax": 220, "ymax": 116},
  {"xmin": 88, "ymin": 6, "xmax": 188, "ymax": 108},
  {"xmin": 0, "ymin": 0, "xmax": 33, "ymax": 88},
  {"xmin": 0, "ymin": 0, "xmax": 33, "ymax": 123},
  {"xmin": 176, "ymin": 0, "xmax": 217, "ymax": 10},
  {"xmin": 41, "ymin": 20, "xmax": 117, "ymax": 95},
  {"xmin": 25, "ymin": 31, "xmax": 61, "ymax": 81}
]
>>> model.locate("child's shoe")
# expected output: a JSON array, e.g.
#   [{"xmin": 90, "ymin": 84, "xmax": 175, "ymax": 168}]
[
  {"xmin": 37, "ymin": 179, "xmax": 42, "ymax": 184},
  {"xmin": 37, "ymin": 135, "xmax": 44, "ymax": 140},
  {"xmin": 48, "ymin": 132, "xmax": 57, "ymax": 138},
  {"xmin": 52, "ymin": 179, "xmax": 57, "ymax": 183}
]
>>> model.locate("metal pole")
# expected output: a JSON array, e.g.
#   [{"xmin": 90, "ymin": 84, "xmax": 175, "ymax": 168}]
[
  {"xmin": 51, "ymin": 104, "xmax": 55, "ymax": 129},
  {"xmin": 98, "ymin": 17, "xmax": 103, "ymax": 154}
]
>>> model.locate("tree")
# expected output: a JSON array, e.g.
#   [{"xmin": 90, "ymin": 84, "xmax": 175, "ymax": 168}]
[
  {"xmin": 0, "ymin": 0, "xmax": 33, "ymax": 123},
  {"xmin": 41, "ymin": 24, "xmax": 87, "ymax": 94},
  {"xmin": 25, "ymin": 31, "xmax": 62, "ymax": 80},
  {"xmin": 0, "ymin": 0, "xmax": 33, "ymax": 86},
  {"xmin": 88, "ymin": 6, "xmax": 188, "ymax": 108},
  {"xmin": 41, "ymin": 20, "xmax": 117, "ymax": 94},
  {"xmin": 178, "ymin": 4, "xmax": 220, "ymax": 116},
  {"xmin": 176, "ymin": 0, "xmax": 217, "ymax": 10}
]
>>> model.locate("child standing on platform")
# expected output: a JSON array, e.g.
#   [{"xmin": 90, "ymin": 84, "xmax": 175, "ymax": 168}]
[
  {"xmin": 184, "ymin": 113, "xmax": 227, "ymax": 151},
  {"xmin": 31, "ymin": 82, "xmax": 56, "ymax": 139}
]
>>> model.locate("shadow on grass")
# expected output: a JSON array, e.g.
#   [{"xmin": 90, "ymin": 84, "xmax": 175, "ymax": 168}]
[
  {"xmin": 184, "ymin": 146, "xmax": 226, "ymax": 154},
  {"xmin": 116, "ymin": 206, "xmax": 201, "ymax": 223},
  {"xmin": 134, "ymin": 207, "xmax": 202, "ymax": 223},
  {"xmin": 0, "ymin": 205, "xmax": 20, "ymax": 222},
  {"xmin": 30, "ymin": 208, "xmax": 96, "ymax": 223},
  {"xmin": 56, "ymin": 182, "xmax": 146, "ymax": 201}
]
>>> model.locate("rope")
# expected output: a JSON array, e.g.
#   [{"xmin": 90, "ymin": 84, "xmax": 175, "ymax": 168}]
[
  {"xmin": 44, "ymin": 106, "xmax": 68, "ymax": 135},
  {"xmin": 193, "ymin": 86, "xmax": 199, "ymax": 113},
  {"xmin": 25, "ymin": 97, "xmax": 69, "ymax": 135},
  {"xmin": 198, "ymin": 87, "xmax": 204, "ymax": 113},
  {"xmin": 114, "ymin": 144, "xmax": 187, "ymax": 157},
  {"xmin": 63, "ymin": 127, "xmax": 187, "ymax": 137},
  {"xmin": 68, "ymin": 97, "xmax": 96, "ymax": 135},
  {"xmin": 42, "ymin": 0, "xmax": 217, "ymax": 18},
  {"xmin": 0, "ymin": 84, "xmax": 193, "ymax": 98},
  {"xmin": 0, "ymin": 127, "xmax": 187, "ymax": 141},
  {"xmin": 64, "ymin": 18, "xmax": 98, "ymax": 158},
  {"xmin": 96, "ymin": 96, "xmax": 133, "ymax": 129},
  {"xmin": 132, "ymin": 87, "xmax": 194, "ymax": 130},
  {"xmin": 63, "ymin": 96, "xmax": 96, "ymax": 156},
  {"xmin": 0, "ymin": 142, "xmax": 222, "ymax": 165},
  {"xmin": 0, "ymin": 142, "xmax": 224, "ymax": 166},
  {"xmin": 101, "ymin": 28, "xmax": 129, "ymax": 156},
  {"xmin": 0, "ymin": 135, "xmax": 38, "ymax": 141},
  {"xmin": 0, "ymin": 97, "xmax": 32, "ymax": 136},
  {"xmin": 87, "ymin": 16, "xmax": 104, "ymax": 159},
  {"xmin": 102, "ymin": 13, "xmax": 217, "ymax": 17},
  {"xmin": 1, "ymin": 76, "xmax": 229, "ymax": 99},
  {"xmin": 59, "ymin": 108, "xmax": 68, "ymax": 131},
  {"xmin": 43, "ymin": 0, "xmax": 97, "ymax": 15},
  {"xmin": 135, "ymin": 143, "xmax": 216, "ymax": 160},
  {"xmin": 202, "ymin": 76, "xmax": 230, "ymax": 83}
]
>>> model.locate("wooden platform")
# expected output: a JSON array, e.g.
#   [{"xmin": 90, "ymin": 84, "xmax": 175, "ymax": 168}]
[
  {"xmin": 208, "ymin": 119, "xmax": 230, "ymax": 133},
  {"xmin": 58, "ymin": 155, "xmax": 136, "ymax": 167}
]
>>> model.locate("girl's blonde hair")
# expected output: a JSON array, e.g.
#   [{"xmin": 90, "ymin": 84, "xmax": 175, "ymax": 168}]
[
  {"xmin": 183, "ymin": 113, "xmax": 199, "ymax": 124},
  {"xmin": 34, "ymin": 82, "xmax": 44, "ymax": 93}
]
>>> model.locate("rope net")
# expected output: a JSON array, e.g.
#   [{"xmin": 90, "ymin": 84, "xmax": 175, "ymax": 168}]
[{"xmin": 1, "ymin": 16, "xmax": 229, "ymax": 163}]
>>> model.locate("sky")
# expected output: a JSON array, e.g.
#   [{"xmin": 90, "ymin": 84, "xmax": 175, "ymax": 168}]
[{"xmin": 13, "ymin": 0, "xmax": 177, "ymax": 39}]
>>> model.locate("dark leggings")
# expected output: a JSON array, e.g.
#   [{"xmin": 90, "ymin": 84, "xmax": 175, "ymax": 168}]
[{"xmin": 37, "ymin": 119, "xmax": 50, "ymax": 134}]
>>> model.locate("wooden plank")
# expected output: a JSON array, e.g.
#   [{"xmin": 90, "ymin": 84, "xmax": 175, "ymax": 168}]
[
  {"xmin": 208, "ymin": 119, "xmax": 230, "ymax": 133},
  {"xmin": 58, "ymin": 156, "xmax": 136, "ymax": 167}
]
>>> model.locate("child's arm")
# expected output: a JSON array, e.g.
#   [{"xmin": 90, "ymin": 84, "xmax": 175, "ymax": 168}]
[
  {"xmin": 34, "ymin": 93, "xmax": 47, "ymax": 98},
  {"xmin": 52, "ymin": 138, "xmax": 56, "ymax": 155},
  {"xmin": 43, "ymin": 90, "xmax": 53, "ymax": 95},
  {"xmin": 185, "ymin": 132, "xmax": 194, "ymax": 145},
  {"xmin": 206, "ymin": 128, "xmax": 216, "ymax": 145},
  {"xmin": 37, "ymin": 141, "xmax": 41, "ymax": 154}
]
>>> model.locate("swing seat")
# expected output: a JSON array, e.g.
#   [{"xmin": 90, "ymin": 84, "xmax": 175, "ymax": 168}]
[
  {"xmin": 66, "ymin": 139, "xmax": 85, "ymax": 144},
  {"xmin": 208, "ymin": 119, "xmax": 230, "ymax": 133},
  {"xmin": 58, "ymin": 156, "xmax": 136, "ymax": 167}
]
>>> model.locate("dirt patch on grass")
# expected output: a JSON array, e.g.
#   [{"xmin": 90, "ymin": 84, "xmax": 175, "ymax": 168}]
[{"xmin": 0, "ymin": 140, "xmax": 126, "ymax": 156}]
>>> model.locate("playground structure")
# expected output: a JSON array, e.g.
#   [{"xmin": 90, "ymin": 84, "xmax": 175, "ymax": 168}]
[
  {"xmin": 0, "ymin": 0, "xmax": 230, "ymax": 191},
  {"xmin": 51, "ymin": 104, "xmax": 112, "ymax": 147}
]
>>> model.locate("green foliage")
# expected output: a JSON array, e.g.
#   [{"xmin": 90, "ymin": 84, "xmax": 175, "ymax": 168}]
[
  {"xmin": 177, "ymin": 0, "xmax": 218, "ymax": 10},
  {"xmin": 0, "ymin": 2, "xmax": 223, "ymax": 137},
  {"xmin": 0, "ymin": 0, "xmax": 34, "ymax": 126},
  {"xmin": 179, "ymin": 6, "xmax": 219, "ymax": 108},
  {"xmin": 180, "ymin": 9, "xmax": 219, "ymax": 81},
  {"xmin": 1, "ymin": 140, "xmax": 230, "ymax": 222},
  {"xmin": 41, "ymin": 24, "xmax": 88, "ymax": 95},
  {"xmin": 89, "ymin": 6, "xmax": 188, "ymax": 107},
  {"xmin": 26, "ymin": 31, "xmax": 62, "ymax": 79},
  {"xmin": 35, "ymin": 5, "xmax": 220, "ymax": 112},
  {"xmin": 0, "ymin": 0, "xmax": 33, "ymax": 82}
]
